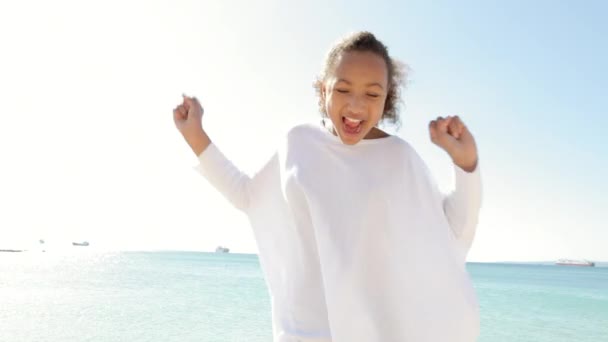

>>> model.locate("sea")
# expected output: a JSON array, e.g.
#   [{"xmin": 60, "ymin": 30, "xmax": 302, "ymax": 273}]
[{"xmin": 1, "ymin": 251, "xmax": 606, "ymax": 342}]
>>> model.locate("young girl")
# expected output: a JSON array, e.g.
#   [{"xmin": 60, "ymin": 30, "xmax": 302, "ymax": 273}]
[{"xmin": 173, "ymin": 32, "xmax": 482, "ymax": 342}]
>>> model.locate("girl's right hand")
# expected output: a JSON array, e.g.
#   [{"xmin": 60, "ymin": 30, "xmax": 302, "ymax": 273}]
[
  {"xmin": 173, "ymin": 94, "xmax": 204, "ymax": 138},
  {"xmin": 173, "ymin": 94, "xmax": 211, "ymax": 156}
]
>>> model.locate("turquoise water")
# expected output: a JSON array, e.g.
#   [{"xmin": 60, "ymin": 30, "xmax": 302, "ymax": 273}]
[{"xmin": 1, "ymin": 252, "xmax": 606, "ymax": 341}]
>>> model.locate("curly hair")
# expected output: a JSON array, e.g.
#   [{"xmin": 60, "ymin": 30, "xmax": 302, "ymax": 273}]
[{"xmin": 313, "ymin": 31, "xmax": 409, "ymax": 126}]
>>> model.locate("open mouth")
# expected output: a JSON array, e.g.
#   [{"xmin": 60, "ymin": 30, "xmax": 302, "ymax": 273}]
[{"xmin": 342, "ymin": 116, "xmax": 364, "ymax": 135}]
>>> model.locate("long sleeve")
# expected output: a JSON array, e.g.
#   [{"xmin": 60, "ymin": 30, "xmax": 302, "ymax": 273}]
[
  {"xmin": 443, "ymin": 163, "xmax": 482, "ymax": 255},
  {"xmin": 192, "ymin": 143, "xmax": 278, "ymax": 212}
]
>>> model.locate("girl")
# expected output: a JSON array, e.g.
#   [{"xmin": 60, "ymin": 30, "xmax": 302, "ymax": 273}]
[{"xmin": 173, "ymin": 32, "xmax": 482, "ymax": 342}]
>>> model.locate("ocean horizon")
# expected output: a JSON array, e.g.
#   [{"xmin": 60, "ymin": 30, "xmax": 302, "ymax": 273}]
[{"xmin": 1, "ymin": 251, "xmax": 606, "ymax": 341}]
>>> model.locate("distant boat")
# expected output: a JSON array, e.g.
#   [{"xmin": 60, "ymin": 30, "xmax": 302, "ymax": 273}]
[
  {"xmin": 72, "ymin": 241, "xmax": 90, "ymax": 247},
  {"xmin": 555, "ymin": 259, "xmax": 595, "ymax": 267},
  {"xmin": 215, "ymin": 246, "xmax": 230, "ymax": 253}
]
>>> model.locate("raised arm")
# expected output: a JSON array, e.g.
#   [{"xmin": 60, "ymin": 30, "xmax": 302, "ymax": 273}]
[
  {"xmin": 442, "ymin": 164, "xmax": 482, "ymax": 253},
  {"xmin": 194, "ymin": 143, "xmax": 279, "ymax": 211},
  {"xmin": 173, "ymin": 95, "xmax": 273, "ymax": 211},
  {"xmin": 429, "ymin": 115, "xmax": 482, "ymax": 254}
]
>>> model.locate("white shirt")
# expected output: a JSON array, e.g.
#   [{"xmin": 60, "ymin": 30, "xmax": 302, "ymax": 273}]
[{"xmin": 194, "ymin": 122, "xmax": 482, "ymax": 342}]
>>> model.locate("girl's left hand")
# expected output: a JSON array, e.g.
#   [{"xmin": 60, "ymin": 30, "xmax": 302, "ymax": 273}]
[{"xmin": 429, "ymin": 115, "xmax": 478, "ymax": 172}]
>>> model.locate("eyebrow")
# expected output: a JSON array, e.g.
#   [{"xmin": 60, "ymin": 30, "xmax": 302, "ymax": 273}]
[{"xmin": 336, "ymin": 78, "xmax": 385, "ymax": 90}]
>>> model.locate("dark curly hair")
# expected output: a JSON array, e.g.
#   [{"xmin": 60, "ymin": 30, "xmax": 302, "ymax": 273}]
[{"xmin": 313, "ymin": 31, "xmax": 408, "ymax": 126}]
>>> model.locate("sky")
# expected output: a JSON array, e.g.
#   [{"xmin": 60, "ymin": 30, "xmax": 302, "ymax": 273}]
[{"xmin": 0, "ymin": 0, "xmax": 606, "ymax": 262}]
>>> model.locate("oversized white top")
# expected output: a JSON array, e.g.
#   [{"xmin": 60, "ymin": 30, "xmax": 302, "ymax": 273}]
[{"xmin": 194, "ymin": 122, "xmax": 482, "ymax": 342}]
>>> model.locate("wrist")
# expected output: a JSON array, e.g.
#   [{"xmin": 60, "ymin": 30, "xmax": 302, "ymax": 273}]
[
  {"xmin": 187, "ymin": 129, "xmax": 211, "ymax": 156},
  {"xmin": 454, "ymin": 157, "xmax": 478, "ymax": 173}
]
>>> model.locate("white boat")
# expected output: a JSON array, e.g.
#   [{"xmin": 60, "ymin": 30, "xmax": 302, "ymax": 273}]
[
  {"xmin": 72, "ymin": 241, "xmax": 90, "ymax": 247},
  {"xmin": 555, "ymin": 259, "xmax": 595, "ymax": 267},
  {"xmin": 215, "ymin": 246, "xmax": 230, "ymax": 253}
]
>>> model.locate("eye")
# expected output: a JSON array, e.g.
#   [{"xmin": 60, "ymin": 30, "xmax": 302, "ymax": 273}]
[
  {"xmin": 367, "ymin": 93, "xmax": 380, "ymax": 98},
  {"xmin": 336, "ymin": 89, "xmax": 349, "ymax": 94}
]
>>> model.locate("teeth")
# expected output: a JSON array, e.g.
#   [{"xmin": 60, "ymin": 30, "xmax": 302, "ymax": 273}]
[{"xmin": 344, "ymin": 117, "xmax": 362, "ymax": 124}]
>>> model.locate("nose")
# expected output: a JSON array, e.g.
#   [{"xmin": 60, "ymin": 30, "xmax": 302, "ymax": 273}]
[{"xmin": 346, "ymin": 94, "xmax": 365, "ymax": 115}]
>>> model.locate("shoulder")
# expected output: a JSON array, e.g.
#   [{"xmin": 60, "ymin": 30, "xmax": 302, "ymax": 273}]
[
  {"xmin": 384, "ymin": 135, "xmax": 417, "ymax": 156},
  {"xmin": 275, "ymin": 121, "xmax": 326, "ymax": 157},
  {"xmin": 283, "ymin": 121, "xmax": 328, "ymax": 149},
  {"xmin": 386, "ymin": 136, "xmax": 430, "ymax": 170},
  {"xmin": 285, "ymin": 121, "xmax": 323, "ymax": 139}
]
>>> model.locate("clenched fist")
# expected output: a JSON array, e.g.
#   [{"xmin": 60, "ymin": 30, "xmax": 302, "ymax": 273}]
[
  {"xmin": 429, "ymin": 115, "xmax": 478, "ymax": 172},
  {"xmin": 173, "ymin": 94, "xmax": 211, "ymax": 156}
]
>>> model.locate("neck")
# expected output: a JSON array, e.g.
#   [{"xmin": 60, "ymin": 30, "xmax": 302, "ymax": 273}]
[{"xmin": 365, "ymin": 127, "xmax": 390, "ymax": 139}]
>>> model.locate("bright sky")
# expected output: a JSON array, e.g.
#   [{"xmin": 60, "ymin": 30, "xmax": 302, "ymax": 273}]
[{"xmin": 1, "ymin": 0, "xmax": 606, "ymax": 262}]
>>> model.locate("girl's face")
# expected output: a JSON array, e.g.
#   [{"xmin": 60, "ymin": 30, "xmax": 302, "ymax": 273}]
[{"xmin": 322, "ymin": 51, "xmax": 389, "ymax": 145}]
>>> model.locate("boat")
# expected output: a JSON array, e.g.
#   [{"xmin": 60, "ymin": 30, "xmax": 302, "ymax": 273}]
[
  {"xmin": 72, "ymin": 241, "xmax": 90, "ymax": 247},
  {"xmin": 555, "ymin": 259, "xmax": 595, "ymax": 267},
  {"xmin": 215, "ymin": 246, "xmax": 230, "ymax": 253}
]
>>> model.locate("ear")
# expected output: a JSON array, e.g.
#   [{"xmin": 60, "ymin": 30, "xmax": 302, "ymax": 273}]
[
  {"xmin": 320, "ymin": 82, "xmax": 326, "ymax": 100},
  {"xmin": 317, "ymin": 81, "xmax": 328, "ymax": 115}
]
